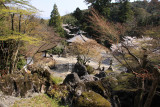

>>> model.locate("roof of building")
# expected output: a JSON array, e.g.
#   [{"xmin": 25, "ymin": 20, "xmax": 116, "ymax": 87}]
[{"xmin": 66, "ymin": 35, "xmax": 91, "ymax": 43}]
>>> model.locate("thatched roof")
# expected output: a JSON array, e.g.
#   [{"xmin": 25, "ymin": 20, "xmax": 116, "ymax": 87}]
[
  {"xmin": 67, "ymin": 35, "xmax": 91, "ymax": 43},
  {"xmin": 22, "ymin": 34, "xmax": 63, "ymax": 57},
  {"xmin": 37, "ymin": 41, "xmax": 59, "ymax": 52}
]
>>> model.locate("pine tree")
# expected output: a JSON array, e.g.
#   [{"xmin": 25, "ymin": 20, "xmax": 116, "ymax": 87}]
[
  {"xmin": 119, "ymin": 0, "xmax": 134, "ymax": 23},
  {"xmin": 73, "ymin": 8, "xmax": 83, "ymax": 21},
  {"xmin": 85, "ymin": 0, "xmax": 111, "ymax": 19},
  {"xmin": 49, "ymin": 4, "xmax": 63, "ymax": 36}
]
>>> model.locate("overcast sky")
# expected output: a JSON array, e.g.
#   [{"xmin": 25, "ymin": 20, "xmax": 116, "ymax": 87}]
[{"xmin": 30, "ymin": 0, "xmax": 88, "ymax": 19}]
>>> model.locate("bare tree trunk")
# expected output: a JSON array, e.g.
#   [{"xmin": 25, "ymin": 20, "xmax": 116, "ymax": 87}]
[
  {"xmin": 9, "ymin": 13, "xmax": 20, "ymax": 73},
  {"xmin": 135, "ymin": 52, "xmax": 149, "ymax": 107},
  {"xmin": 19, "ymin": 14, "xmax": 21, "ymax": 32},
  {"xmin": 9, "ymin": 43, "xmax": 19, "ymax": 73},
  {"xmin": 144, "ymin": 68, "xmax": 159, "ymax": 107},
  {"xmin": 11, "ymin": 14, "xmax": 15, "ymax": 32},
  {"xmin": 144, "ymin": 79, "xmax": 158, "ymax": 107},
  {"xmin": 139, "ymin": 79, "xmax": 145, "ymax": 107},
  {"xmin": 134, "ymin": 89, "xmax": 144, "ymax": 107}
]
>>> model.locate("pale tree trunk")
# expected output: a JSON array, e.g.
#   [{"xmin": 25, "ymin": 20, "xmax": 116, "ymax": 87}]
[
  {"xmin": 9, "ymin": 43, "xmax": 19, "ymax": 73},
  {"xmin": 97, "ymin": 61, "xmax": 101, "ymax": 70},
  {"xmin": 134, "ymin": 53, "xmax": 148, "ymax": 107},
  {"xmin": 9, "ymin": 13, "xmax": 21, "ymax": 73}
]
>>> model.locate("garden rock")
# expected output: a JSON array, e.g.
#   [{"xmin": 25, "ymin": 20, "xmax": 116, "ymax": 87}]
[
  {"xmin": 0, "ymin": 64, "xmax": 53, "ymax": 97},
  {"xmin": 80, "ymin": 75, "xmax": 98, "ymax": 82},
  {"xmin": 85, "ymin": 81, "xmax": 109, "ymax": 99},
  {"xmin": 63, "ymin": 73, "xmax": 81, "ymax": 86},
  {"xmin": 95, "ymin": 71, "xmax": 106, "ymax": 78},
  {"xmin": 72, "ymin": 63, "xmax": 88, "ymax": 77},
  {"xmin": 73, "ymin": 91, "xmax": 111, "ymax": 107}
]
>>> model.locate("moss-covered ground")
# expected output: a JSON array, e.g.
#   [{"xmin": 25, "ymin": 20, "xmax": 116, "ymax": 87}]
[{"xmin": 12, "ymin": 94, "xmax": 67, "ymax": 107}]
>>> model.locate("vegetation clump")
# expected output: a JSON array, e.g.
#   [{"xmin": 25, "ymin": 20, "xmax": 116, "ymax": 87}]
[
  {"xmin": 12, "ymin": 94, "xmax": 67, "ymax": 107},
  {"xmin": 50, "ymin": 75, "xmax": 63, "ymax": 85},
  {"xmin": 74, "ymin": 91, "xmax": 111, "ymax": 107},
  {"xmin": 85, "ymin": 81, "xmax": 109, "ymax": 98},
  {"xmin": 114, "ymin": 73, "xmax": 137, "ymax": 91},
  {"xmin": 86, "ymin": 65, "xmax": 94, "ymax": 74}
]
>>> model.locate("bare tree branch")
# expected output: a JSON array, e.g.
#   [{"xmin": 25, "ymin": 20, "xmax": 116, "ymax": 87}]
[{"xmin": 122, "ymin": 44, "xmax": 142, "ymax": 66}]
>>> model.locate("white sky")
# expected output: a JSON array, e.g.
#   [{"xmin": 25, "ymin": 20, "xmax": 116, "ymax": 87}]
[{"xmin": 30, "ymin": 0, "xmax": 88, "ymax": 19}]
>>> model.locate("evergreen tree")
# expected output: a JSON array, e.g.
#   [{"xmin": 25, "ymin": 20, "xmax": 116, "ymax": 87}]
[
  {"xmin": 73, "ymin": 8, "xmax": 83, "ymax": 21},
  {"xmin": 85, "ymin": 0, "xmax": 112, "ymax": 19},
  {"xmin": 49, "ymin": 4, "xmax": 64, "ymax": 37},
  {"xmin": 119, "ymin": 0, "xmax": 134, "ymax": 23}
]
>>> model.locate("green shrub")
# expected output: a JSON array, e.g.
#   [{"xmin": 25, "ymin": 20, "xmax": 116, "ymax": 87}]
[
  {"xmin": 48, "ymin": 86, "xmax": 68, "ymax": 101},
  {"xmin": 86, "ymin": 65, "xmax": 94, "ymax": 74},
  {"xmin": 105, "ymin": 76, "xmax": 118, "ymax": 88},
  {"xmin": 105, "ymin": 70, "xmax": 113, "ymax": 74},
  {"xmin": 50, "ymin": 75, "xmax": 63, "ymax": 85},
  {"xmin": 114, "ymin": 73, "xmax": 137, "ymax": 91},
  {"xmin": 52, "ymin": 47, "xmax": 63, "ymax": 55},
  {"xmin": 17, "ymin": 57, "xmax": 26, "ymax": 70}
]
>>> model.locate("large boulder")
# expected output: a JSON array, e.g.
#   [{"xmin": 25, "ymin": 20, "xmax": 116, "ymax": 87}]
[
  {"xmin": 85, "ymin": 81, "xmax": 110, "ymax": 99},
  {"xmin": 74, "ymin": 82, "xmax": 86, "ymax": 97},
  {"xmin": 0, "ymin": 73, "xmax": 34, "ymax": 97},
  {"xmin": 63, "ymin": 73, "xmax": 81, "ymax": 86},
  {"xmin": 0, "ymin": 64, "xmax": 53, "ymax": 97},
  {"xmin": 27, "ymin": 64, "xmax": 51, "ymax": 80},
  {"xmin": 80, "ymin": 75, "xmax": 99, "ymax": 82},
  {"xmin": 72, "ymin": 63, "xmax": 88, "ymax": 77},
  {"xmin": 95, "ymin": 71, "xmax": 107, "ymax": 78},
  {"xmin": 73, "ymin": 91, "xmax": 111, "ymax": 107}
]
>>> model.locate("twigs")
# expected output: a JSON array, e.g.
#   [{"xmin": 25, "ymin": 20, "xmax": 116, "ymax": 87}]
[{"xmin": 122, "ymin": 44, "xmax": 142, "ymax": 66}]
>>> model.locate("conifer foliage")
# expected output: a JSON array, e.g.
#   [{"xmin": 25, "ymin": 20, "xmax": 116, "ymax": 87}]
[
  {"xmin": 49, "ymin": 4, "xmax": 64, "ymax": 37},
  {"xmin": 119, "ymin": 0, "xmax": 134, "ymax": 23}
]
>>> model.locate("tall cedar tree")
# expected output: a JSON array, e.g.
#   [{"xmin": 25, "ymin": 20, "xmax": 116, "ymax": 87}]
[
  {"xmin": 73, "ymin": 8, "xmax": 83, "ymax": 21},
  {"xmin": 49, "ymin": 4, "xmax": 64, "ymax": 37},
  {"xmin": 85, "ymin": 0, "xmax": 112, "ymax": 19},
  {"xmin": 119, "ymin": 0, "xmax": 134, "ymax": 23}
]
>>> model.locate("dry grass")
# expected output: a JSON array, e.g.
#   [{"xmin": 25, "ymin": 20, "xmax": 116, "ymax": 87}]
[{"xmin": 88, "ymin": 8, "xmax": 120, "ymax": 44}]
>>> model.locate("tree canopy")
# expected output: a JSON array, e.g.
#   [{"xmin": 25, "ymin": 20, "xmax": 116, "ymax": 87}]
[{"xmin": 49, "ymin": 4, "xmax": 64, "ymax": 37}]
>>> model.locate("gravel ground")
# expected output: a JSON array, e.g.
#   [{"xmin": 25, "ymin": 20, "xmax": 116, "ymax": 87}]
[
  {"xmin": 0, "ymin": 92, "xmax": 20, "ymax": 107},
  {"xmin": 50, "ymin": 55, "xmax": 111, "ymax": 79},
  {"xmin": 50, "ymin": 55, "xmax": 125, "ymax": 79},
  {"xmin": 0, "ymin": 91, "xmax": 40, "ymax": 107}
]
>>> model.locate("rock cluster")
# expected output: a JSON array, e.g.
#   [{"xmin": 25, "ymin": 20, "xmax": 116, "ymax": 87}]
[
  {"xmin": 62, "ymin": 63, "xmax": 113, "ymax": 107},
  {"xmin": 0, "ymin": 64, "xmax": 54, "ymax": 98}
]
